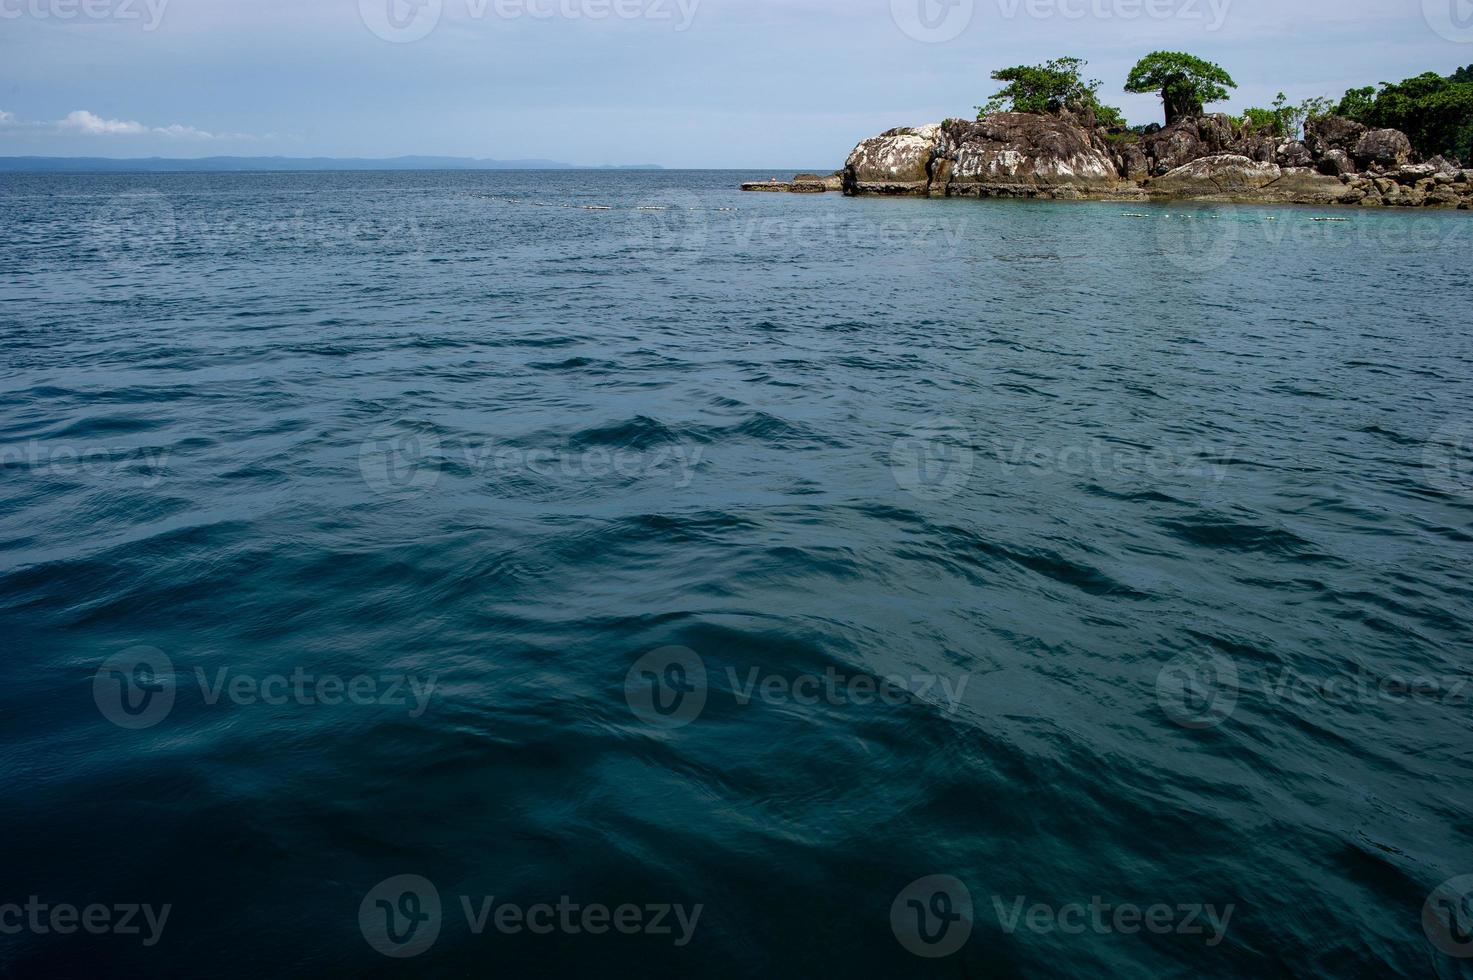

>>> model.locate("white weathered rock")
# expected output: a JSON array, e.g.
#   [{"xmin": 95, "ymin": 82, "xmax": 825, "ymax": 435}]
[
  {"xmin": 1147, "ymin": 155, "xmax": 1353, "ymax": 204},
  {"xmin": 843, "ymin": 124, "xmax": 943, "ymax": 195}
]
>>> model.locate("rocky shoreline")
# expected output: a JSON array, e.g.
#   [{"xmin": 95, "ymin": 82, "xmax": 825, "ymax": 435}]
[{"xmin": 744, "ymin": 112, "xmax": 1473, "ymax": 209}]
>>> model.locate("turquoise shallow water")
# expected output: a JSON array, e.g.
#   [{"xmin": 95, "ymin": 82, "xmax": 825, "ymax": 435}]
[{"xmin": 1, "ymin": 170, "xmax": 1471, "ymax": 977}]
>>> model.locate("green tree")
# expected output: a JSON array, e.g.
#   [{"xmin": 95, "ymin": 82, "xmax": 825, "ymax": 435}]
[
  {"xmin": 1298, "ymin": 96, "xmax": 1335, "ymax": 128},
  {"xmin": 979, "ymin": 57, "xmax": 1125, "ymax": 127},
  {"xmin": 1354, "ymin": 70, "xmax": 1473, "ymax": 162},
  {"xmin": 1252, "ymin": 93, "xmax": 1334, "ymax": 138},
  {"xmin": 1124, "ymin": 51, "xmax": 1237, "ymax": 125},
  {"xmin": 1336, "ymin": 86, "xmax": 1377, "ymax": 122},
  {"xmin": 1240, "ymin": 107, "xmax": 1281, "ymax": 135}
]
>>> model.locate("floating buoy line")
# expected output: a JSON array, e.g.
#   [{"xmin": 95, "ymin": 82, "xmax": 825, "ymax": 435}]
[
  {"xmin": 1120, "ymin": 211, "xmax": 1349, "ymax": 223},
  {"xmin": 476, "ymin": 195, "xmax": 1347, "ymax": 222},
  {"xmin": 472, "ymin": 194, "xmax": 735, "ymax": 213}
]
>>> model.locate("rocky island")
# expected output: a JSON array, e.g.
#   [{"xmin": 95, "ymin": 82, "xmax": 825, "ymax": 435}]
[{"xmin": 744, "ymin": 54, "xmax": 1473, "ymax": 209}]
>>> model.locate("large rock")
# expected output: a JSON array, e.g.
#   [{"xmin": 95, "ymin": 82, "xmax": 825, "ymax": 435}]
[
  {"xmin": 937, "ymin": 113, "xmax": 1121, "ymax": 197},
  {"xmin": 1147, "ymin": 155, "xmax": 1282, "ymax": 195},
  {"xmin": 1116, "ymin": 142, "xmax": 1150, "ymax": 181},
  {"xmin": 1317, "ymin": 148, "xmax": 1354, "ymax": 177},
  {"xmin": 835, "ymin": 111, "xmax": 1441, "ymax": 207},
  {"xmin": 1389, "ymin": 163, "xmax": 1439, "ymax": 184},
  {"xmin": 1275, "ymin": 140, "xmax": 1313, "ymax": 168},
  {"xmin": 1146, "ymin": 155, "xmax": 1354, "ymax": 204},
  {"xmin": 843, "ymin": 124, "xmax": 942, "ymax": 196},
  {"xmin": 1304, "ymin": 115, "xmax": 1366, "ymax": 157},
  {"xmin": 1137, "ymin": 114, "xmax": 1246, "ymax": 176},
  {"xmin": 795, "ymin": 172, "xmax": 846, "ymax": 192},
  {"xmin": 1269, "ymin": 168, "xmax": 1364, "ymax": 206},
  {"xmin": 1354, "ymin": 129, "xmax": 1413, "ymax": 169}
]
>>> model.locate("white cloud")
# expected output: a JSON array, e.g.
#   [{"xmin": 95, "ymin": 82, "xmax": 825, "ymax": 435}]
[
  {"xmin": 60, "ymin": 110, "xmax": 149, "ymax": 135},
  {"xmin": 48, "ymin": 109, "xmax": 242, "ymax": 139},
  {"xmin": 0, "ymin": 109, "xmax": 14, "ymax": 125},
  {"xmin": 152, "ymin": 123, "xmax": 219, "ymax": 139}
]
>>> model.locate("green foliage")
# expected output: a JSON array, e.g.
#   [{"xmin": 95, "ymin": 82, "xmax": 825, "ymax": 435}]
[
  {"xmin": 1335, "ymin": 86, "xmax": 1376, "ymax": 122},
  {"xmin": 1124, "ymin": 51, "xmax": 1237, "ymax": 125},
  {"xmin": 1240, "ymin": 94, "xmax": 1332, "ymax": 138},
  {"xmin": 1276, "ymin": 93, "xmax": 1333, "ymax": 138},
  {"xmin": 1241, "ymin": 107, "xmax": 1281, "ymax": 134},
  {"xmin": 1299, "ymin": 96, "xmax": 1335, "ymax": 125},
  {"xmin": 1335, "ymin": 69, "xmax": 1473, "ymax": 162},
  {"xmin": 1094, "ymin": 102, "xmax": 1127, "ymax": 130},
  {"xmin": 978, "ymin": 57, "xmax": 1125, "ymax": 127}
]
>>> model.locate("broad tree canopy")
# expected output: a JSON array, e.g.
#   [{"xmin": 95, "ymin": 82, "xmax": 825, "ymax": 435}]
[{"xmin": 1125, "ymin": 52, "xmax": 1237, "ymax": 125}]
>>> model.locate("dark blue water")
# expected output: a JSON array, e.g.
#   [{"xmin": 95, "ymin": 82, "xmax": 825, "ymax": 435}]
[{"xmin": 2, "ymin": 170, "xmax": 1471, "ymax": 977}]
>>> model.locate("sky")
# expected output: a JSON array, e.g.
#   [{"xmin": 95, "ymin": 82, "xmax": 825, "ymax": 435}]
[{"xmin": 0, "ymin": 0, "xmax": 1470, "ymax": 166}]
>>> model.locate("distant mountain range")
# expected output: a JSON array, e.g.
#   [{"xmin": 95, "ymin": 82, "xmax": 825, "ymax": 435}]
[{"xmin": 0, "ymin": 156, "xmax": 664, "ymax": 173}]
